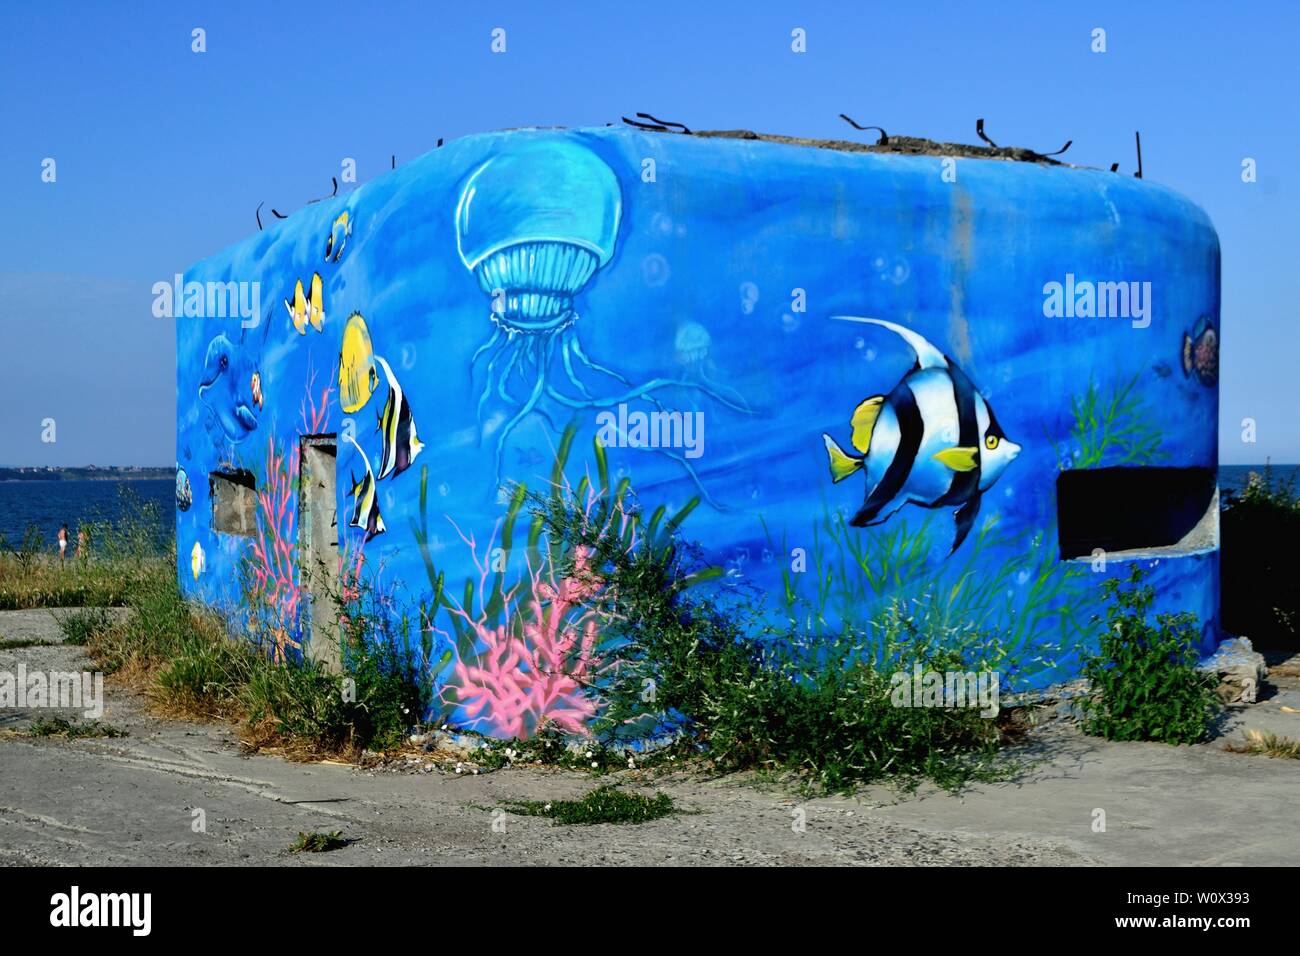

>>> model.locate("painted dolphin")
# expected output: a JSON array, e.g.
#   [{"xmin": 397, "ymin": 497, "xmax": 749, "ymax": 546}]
[
  {"xmin": 198, "ymin": 333, "xmax": 261, "ymax": 442},
  {"xmin": 822, "ymin": 316, "xmax": 1021, "ymax": 553}
]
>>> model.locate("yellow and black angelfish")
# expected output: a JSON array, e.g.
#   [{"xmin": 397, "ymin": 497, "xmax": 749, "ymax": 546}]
[
  {"xmin": 284, "ymin": 273, "xmax": 324, "ymax": 335},
  {"xmin": 374, "ymin": 356, "xmax": 424, "ymax": 479}
]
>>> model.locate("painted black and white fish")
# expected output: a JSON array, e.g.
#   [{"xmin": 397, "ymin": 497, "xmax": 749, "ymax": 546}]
[
  {"xmin": 345, "ymin": 436, "xmax": 386, "ymax": 542},
  {"xmin": 375, "ymin": 356, "xmax": 425, "ymax": 479},
  {"xmin": 821, "ymin": 316, "xmax": 1021, "ymax": 553}
]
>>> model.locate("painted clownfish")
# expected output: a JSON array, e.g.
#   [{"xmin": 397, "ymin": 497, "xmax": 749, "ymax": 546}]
[{"xmin": 822, "ymin": 316, "xmax": 1022, "ymax": 554}]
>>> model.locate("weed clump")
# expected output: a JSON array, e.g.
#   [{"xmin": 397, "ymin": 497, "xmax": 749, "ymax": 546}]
[
  {"xmin": 26, "ymin": 716, "xmax": 126, "ymax": 739},
  {"xmin": 503, "ymin": 786, "xmax": 677, "ymax": 825},
  {"xmin": 57, "ymin": 608, "xmax": 113, "ymax": 646},
  {"xmin": 0, "ymin": 637, "xmax": 55, "ymax": 649},
  {"xmin": 1080, "ymin": 567, "xmax": 1218, "ymax": 744},
  {"xmin": 289, "ymin": 830, "xmax": 348, "ymax": 853}
]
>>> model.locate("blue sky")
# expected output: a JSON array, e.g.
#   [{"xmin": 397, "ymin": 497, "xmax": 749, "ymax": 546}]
[{"xmin": 1, "ymin": 0, "xmax": 1295, "ymax": 466}]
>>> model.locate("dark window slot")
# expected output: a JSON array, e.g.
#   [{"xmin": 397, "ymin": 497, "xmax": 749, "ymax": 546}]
[{"xmin": 1056, "ymin": 466, "xmax": 1216, "ymax": 559}]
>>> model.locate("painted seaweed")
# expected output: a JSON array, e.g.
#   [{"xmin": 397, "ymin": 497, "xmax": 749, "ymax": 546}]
[{"xmin": 409, "ymin": 422, "xmax": 712, "ymax": 738}]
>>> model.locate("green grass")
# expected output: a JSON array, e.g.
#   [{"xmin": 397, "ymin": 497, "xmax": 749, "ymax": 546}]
[
  {"xmin": 289, "ymin": 830, "xmax": 349, "ymax": 853},
  {"xmin": 0, "ymin": 489, "xmax": 171, "ymax": 611},
  {"xmin": 26, "ymin": 716, "xmax": 126, "ymax": 739},
  {"xmin": 71, "ymin": 547, "xmax": 430, "ymax": 757},
  {"xmin": 502, "ymin": 786, "xmax": 677, "ymax": 825},
  {"xmin": 762, "ymin": 506, "xmax": 1087, "ymax": 688},
  {"xmin": 0, "ymin": 556, "xmax": 166, "ymax": 611},
  {"xmin": 1055, "ymin": 373, "xmax": 1164, "ymax": 468}
]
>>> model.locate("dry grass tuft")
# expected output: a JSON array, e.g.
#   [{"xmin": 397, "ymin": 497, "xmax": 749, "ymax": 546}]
[{"xmin": 1226, "ymin": 729, "xmax": 1300, "ymax": 759}]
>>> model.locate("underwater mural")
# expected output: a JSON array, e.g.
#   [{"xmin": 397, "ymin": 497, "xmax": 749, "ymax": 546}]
[{"xmin": 177, "ymin": 125, "xmax": 1221, "ymax": 737}]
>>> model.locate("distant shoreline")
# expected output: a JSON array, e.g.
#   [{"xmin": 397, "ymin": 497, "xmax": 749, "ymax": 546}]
[{"xmin": 0, "ymin": 468, "xmax": 172, "ymax": 482}]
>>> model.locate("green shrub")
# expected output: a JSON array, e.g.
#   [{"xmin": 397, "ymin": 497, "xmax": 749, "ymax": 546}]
[
  {"xmin": 1080, "ymin": 567, "xmax": 1218, "ymax": 744},
  {"xmin": 155, "ymin": 634, "xmax": 254, "ymax": 717},
  {"xmin": 240, "ymin": 661, "xmax": 354, "ymax": 749}
]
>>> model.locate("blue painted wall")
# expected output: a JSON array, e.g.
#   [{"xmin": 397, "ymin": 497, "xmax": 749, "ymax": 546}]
[{"xmin": 177, "ymin": 127, "xmax": 1220, "ymax": 735}]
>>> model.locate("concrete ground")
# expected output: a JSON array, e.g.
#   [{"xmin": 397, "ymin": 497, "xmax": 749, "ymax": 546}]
[{"xmin": 2, "ymin": 607, "xmax": 1297, "ymax": 867}]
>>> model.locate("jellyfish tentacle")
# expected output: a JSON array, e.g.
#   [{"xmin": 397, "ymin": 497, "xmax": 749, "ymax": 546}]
[
  {"xmin": 477, "ymin": 336, "xmax": 513, "ymax": 422},
  {"xmin": 470, "ymin": 325, "xmax": 503, "ymax": 369},
  {"xmin": 496, "ymin": 337, "xmax": 527, "ymax": 402},
  {"xmin": 559, "ymin": 330, "xmax": 592, "ymax": 398},
  {"xmin": 494, "ymin": 336, "xmax": 554, "ymax": 482},
  {"xmin": 696, "ymin": 367, "xmax": 750, "ymax": 412},
  {"xmin": 544, "ymin": 377, "xmax": 749, "ymax": 415},
  {"xmin": 569, "ymin": 331, "xmax": 632, "ymax": 386}
]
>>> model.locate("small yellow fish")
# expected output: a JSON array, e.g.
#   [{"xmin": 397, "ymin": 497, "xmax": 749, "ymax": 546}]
[
  {"xmin": 284, "ymin": 273, "xmax": 325, "ymax": 335},
  {"xmin": 325, "ymin": 211, "xmax": 352, "ymax": 263},
  {"xmin": 190, "ymin": 541, "xmax": 205, "ymax": 580}
]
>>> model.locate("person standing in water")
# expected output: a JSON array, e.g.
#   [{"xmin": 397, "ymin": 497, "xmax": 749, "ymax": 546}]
[{"xmin": 57, "ymin": 524, "xmax": 69, "ymax": 565}]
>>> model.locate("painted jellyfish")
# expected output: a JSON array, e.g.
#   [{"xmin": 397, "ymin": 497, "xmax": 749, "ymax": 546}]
[
  {"xmin": 454, "ymin": 139, "xmax": 749, "ymax": 495},
  {"xmin": 673, "ymin": 320, "xmax": 747, "ymax": 413},
  {"xmin": 674, "ymin": 321, "xmax": 711, "ymax": 368}
]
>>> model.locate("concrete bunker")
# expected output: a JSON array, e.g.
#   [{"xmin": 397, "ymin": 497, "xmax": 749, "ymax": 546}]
[{"xmin": 176, "ymin": 124, "xmax": 1221, "ymax": 736}]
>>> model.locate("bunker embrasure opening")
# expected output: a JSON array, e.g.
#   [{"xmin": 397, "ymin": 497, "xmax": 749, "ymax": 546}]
[
  {"xmin": 1056, "ymin": 467, "xmax": 1218, "ymax": 560},
  {"xmin": 209, "ymin": 470, "xmax": 257, "ymax": 536}
]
